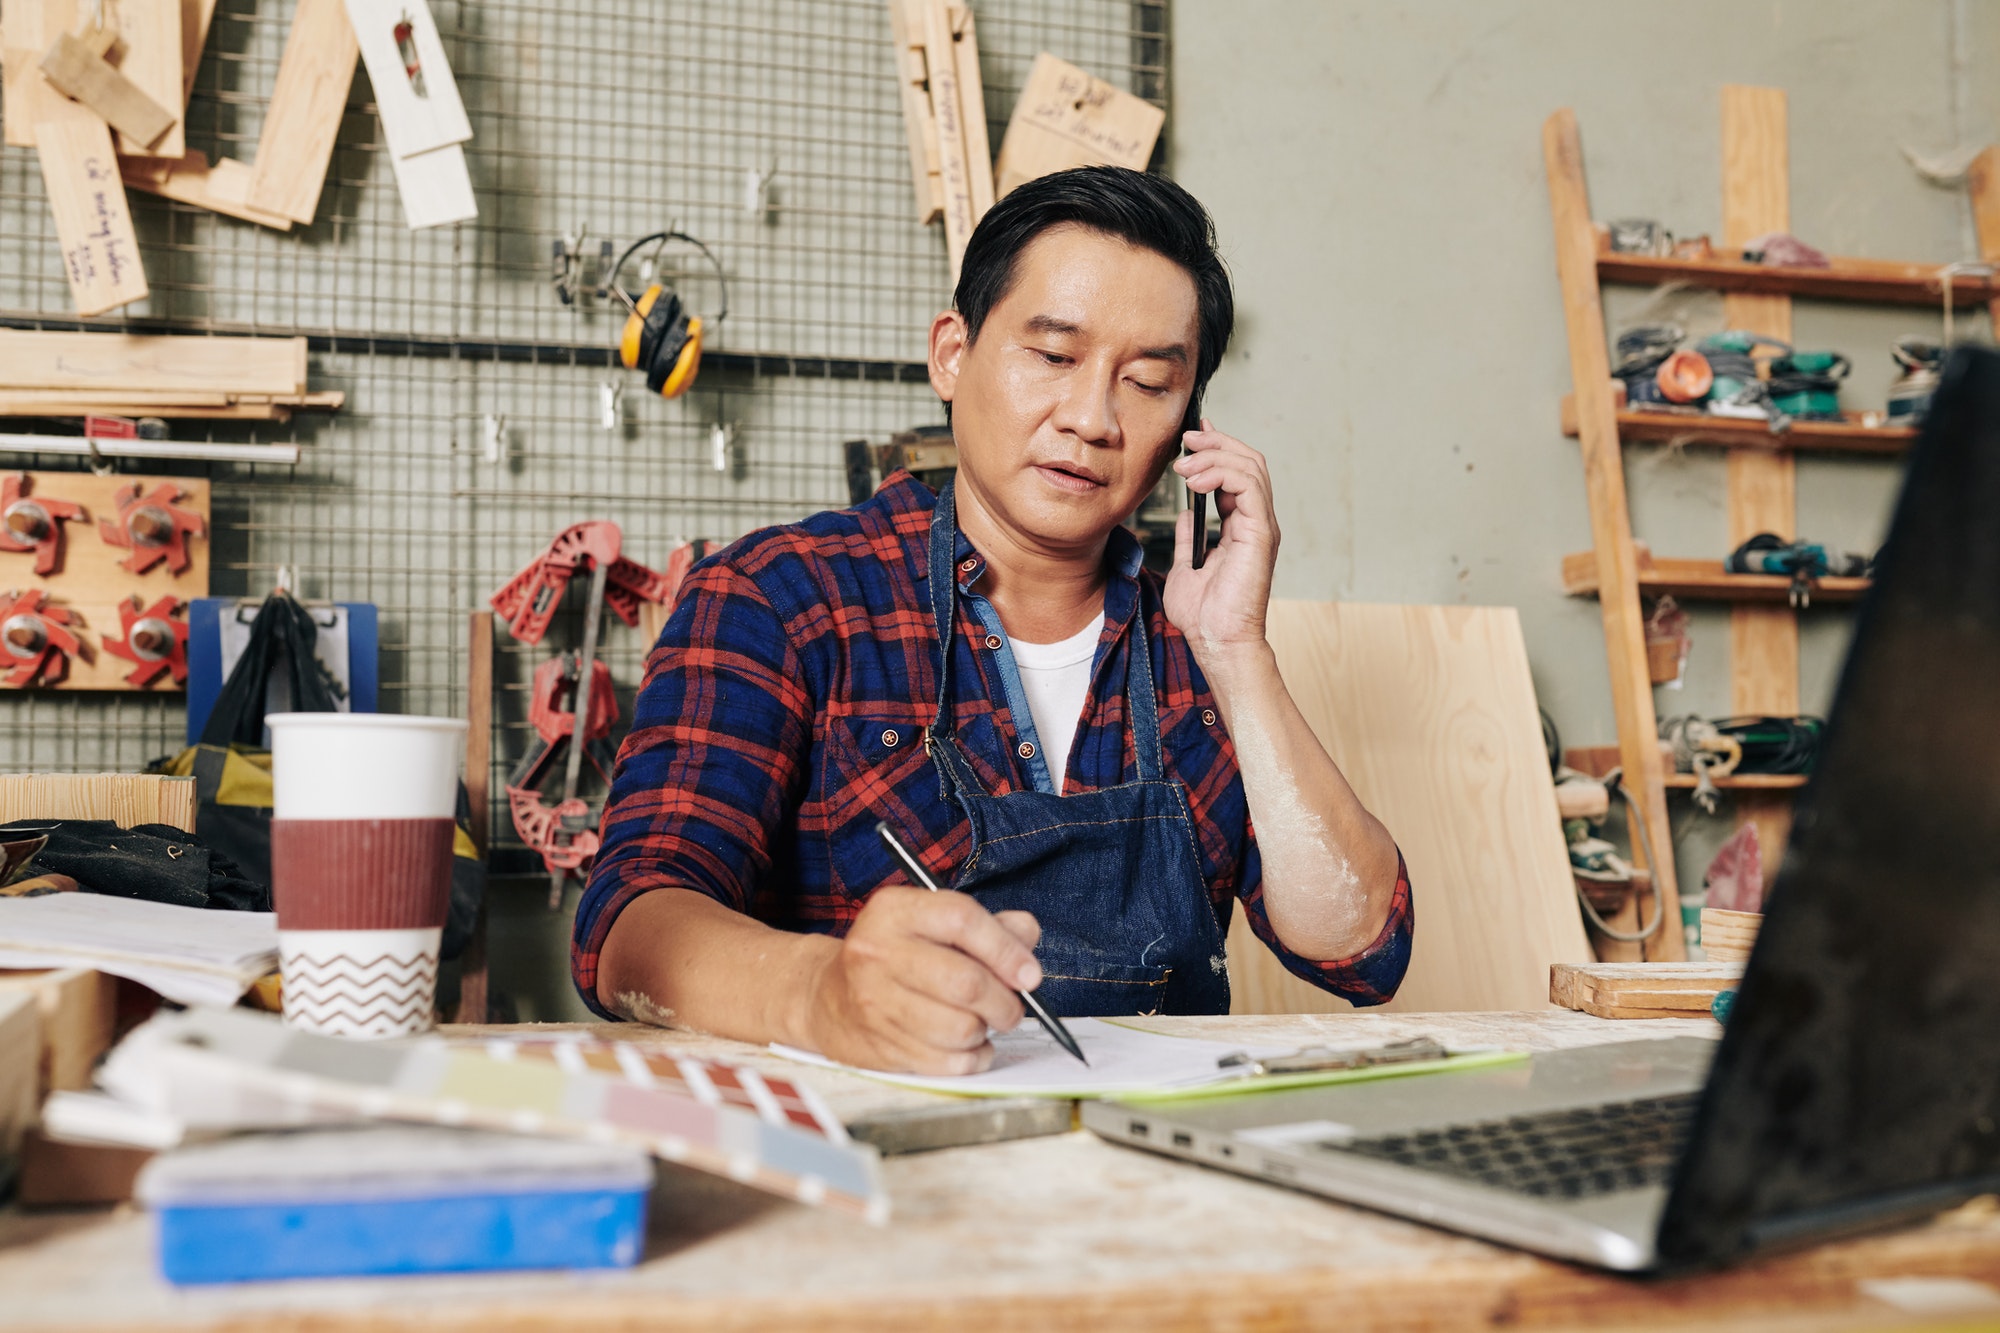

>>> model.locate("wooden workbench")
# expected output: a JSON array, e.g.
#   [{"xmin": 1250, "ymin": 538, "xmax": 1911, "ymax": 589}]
[{"xmin": 5, "ymin": 1011, "xmax": 2000, "ymax": 1331}]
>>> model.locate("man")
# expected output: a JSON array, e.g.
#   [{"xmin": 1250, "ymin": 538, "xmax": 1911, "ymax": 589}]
[{"xmin": 574, "ymin": 166, "xmax": 1412, "ymax": 1074}]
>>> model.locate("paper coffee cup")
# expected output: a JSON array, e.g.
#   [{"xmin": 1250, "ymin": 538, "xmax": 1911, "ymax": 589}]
[{"xmin": 268, "ymin": 714, "xmax": 467, "ymax": 1040}]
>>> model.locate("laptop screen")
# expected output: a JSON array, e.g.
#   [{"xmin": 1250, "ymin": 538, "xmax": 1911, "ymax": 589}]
[{"xmin": 1658, "ymin": 346, "xmax": 2000, "ymax": 1267}]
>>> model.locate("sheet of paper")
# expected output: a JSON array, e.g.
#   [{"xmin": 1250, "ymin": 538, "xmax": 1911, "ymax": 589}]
[
  {"xmin": 0, "ymin": 895, "xmax": 276, "ymax": 1005},
  {"xmin": 772, "ymin": 1018, "xmax": 1290, "ymax": 1098}
]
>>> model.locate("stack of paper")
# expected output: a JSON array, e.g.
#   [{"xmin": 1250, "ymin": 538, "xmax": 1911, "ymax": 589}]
[{"xmin": 0, "ymin": 895, "xmax": 276, "ymax": 1007}]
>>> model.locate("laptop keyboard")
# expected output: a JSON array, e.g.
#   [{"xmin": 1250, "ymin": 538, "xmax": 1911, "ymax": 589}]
[{"xmin": 1322, "ymin": 1093, "xmax": 1699, "ymax": 1200}]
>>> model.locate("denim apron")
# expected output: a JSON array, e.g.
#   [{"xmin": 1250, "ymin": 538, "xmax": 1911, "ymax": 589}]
[{"xmin": 924, "ymin": 482, "xmax": 1231, "ymax": 1017}]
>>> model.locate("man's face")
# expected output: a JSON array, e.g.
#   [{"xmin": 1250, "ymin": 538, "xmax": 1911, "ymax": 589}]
[{"xmin": 931, "ymin": 224, "xmax": 1199, "ymax": 552}]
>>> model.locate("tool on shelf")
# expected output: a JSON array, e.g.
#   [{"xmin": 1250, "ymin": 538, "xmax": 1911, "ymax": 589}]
[
  {"xmin": 102, "ymin": 595, "xmax": 188, "ymax": 688},
  {"xmin": 0, "ymin": 589, "xmax": 83, "ymax": 687},
  {"xmin": 0, "ymin": 474, "xmax": 86, "ymax": 576},
  {"xmin": 98, "ymin": 483, "xmax": 205, "ymax": 576}
]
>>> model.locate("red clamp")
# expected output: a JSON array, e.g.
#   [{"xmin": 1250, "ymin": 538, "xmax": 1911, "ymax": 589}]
[
  {"xmin": 103, "ymin": 595, "xmax": 188, "ymax": 687},
  {"xmin": 505, "ymin": 654, "xmax": 619, "ymax": 889},
  {"xmin": 99, "ymin": 483, "xmax": 205, "ymax": 576},
  {"xmin": 490, "ymin": 521, "xmax": 687, "ymax": 645},
  {"xmin": 0, "ymin": 589, "xmax": 83, "ymax": 688},
  {"xmin": 0, "ymin": 475, "xmax": 87, "ymax": 576}
]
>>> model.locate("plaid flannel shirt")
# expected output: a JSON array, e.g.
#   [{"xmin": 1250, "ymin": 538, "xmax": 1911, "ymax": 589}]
[{"xmin": 572, "ymin": 472, "xmax": 1413, "ymax": 1018}]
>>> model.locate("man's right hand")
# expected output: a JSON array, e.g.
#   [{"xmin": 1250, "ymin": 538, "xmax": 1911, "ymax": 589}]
[{"xmin": 801, "ymin": 886, "xmax": 1042, "ymax": 1075}]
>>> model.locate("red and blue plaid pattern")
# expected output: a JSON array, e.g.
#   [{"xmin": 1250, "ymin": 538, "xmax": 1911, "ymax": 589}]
[{"xmin": 573, "ymin": 472, "xmax": 1412, "ymax": 1018}]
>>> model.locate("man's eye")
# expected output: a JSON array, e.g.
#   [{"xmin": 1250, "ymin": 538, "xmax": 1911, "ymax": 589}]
[
  {"xmin": 1036, "ymin": 350, "xmax": 1071, "ymax": 366},
  {"xmin": 1131, "ymin": 380, "xmax": 1167, "ymax": 395}
]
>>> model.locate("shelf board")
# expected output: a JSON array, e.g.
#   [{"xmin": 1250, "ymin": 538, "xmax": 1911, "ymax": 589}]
[
  {"xmin": 1559, "ymin": 397, "xmax": 1916, "ymax": 455},
  {"xmin": 1596, "ymin": 251, "xmax": 1996, "ymax": 307},
  {"xmin": 1561, "ymin": 551, "xmax": 1871, "ymax": 604},
  {"xmin": 1662, "ymin": 772, "xmax": 1807, "ymax": 791}
]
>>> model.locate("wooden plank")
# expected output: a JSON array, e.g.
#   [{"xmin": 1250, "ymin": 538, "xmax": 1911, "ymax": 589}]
[
  {"xmin": 919, "ymin": 0, "xmax": 974, "ymax": 283},
  {"xmin": 0, "ymin": 472, "xmax": 208, "ymax": 691},
  {"xmin": 38, "ymin": 31, "xmax": 175, "ymax": 148},
  {"xmin": 1225, "ymin": 603, "xmax": 1592, "ymax": 1015},
  {"xmin": 1966, "ymin": 146, "xmax": 2000, "ymax": 360},
  {"xmin": 0, "ymin": 967, "xmax": 118, "ymax": 1093},
  {"xmin": 0, "ymin": 330, "xmax": 306, "ymax": 395},
  {"xmin": 1, "ymin": 0, "xmax": 76, "ymax": 148},
  {"xmin": 1559, "ymin": 550, "xmax": 1870, "ymax": 604},
  {"xmin": 1595, "ymin": 251, "xmax": 2000, "ymax": 306},
  {"xmin": 384, "ymin": 139, "xmax": 476, "ymax": 229},
  {"xmin": 0, "ymin": 991, "xmax": 35, "ymax": 1161},
  {"xmin": 176, "ymin": 0, "xmax": 220, "ymax": 107},
  {"xmin": 994, "ymin": 52, "xmax": 1164, "ymax": 199},
  {"xmin": 947, "ymin": 3, "xmax": 991, "ymax": 222},
  {"xmin": 1542, "ymin": 108, "xmax": 1683, "ymax": 960},
  {"xmin": 0, "ymin": 772, "xmax": 195, "ymax": 827},
  {"xmin": 1558, "ymin": 398, "xmax": 1915, "ymax": 456},
  {"xmin": 33, "ymin": 95, "xmax": 149, "ymax": 317},
  {"xmin": 121, "ymin": 150, "xmax": 295, "ymax": 230},
  {"xmin": 454, "ymin": 608, "xmax": 492, "ymax": 1025},
  {"xmin": 1721, "ymin": 86, "xmax": 1799, "ymax": 884},
  {"xmin": 885, "ymin": 0, "xmax": 942, "ymax": 224},
  {"xmin": 107, "ymin": 0, "xmax": 182, "ymax": 156},
  {"xmin": 248, "ymin": 0, "xmax": 358, "ymax": 224}
]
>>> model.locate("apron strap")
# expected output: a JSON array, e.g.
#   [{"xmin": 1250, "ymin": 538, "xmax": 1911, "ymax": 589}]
[
  {"xmin": 927, "ymin": 481, "xmax": 961, "ymax": 742},
  {"xmin": 926, "ymin": 476, "xmax": 1167, "ymax": 787}
]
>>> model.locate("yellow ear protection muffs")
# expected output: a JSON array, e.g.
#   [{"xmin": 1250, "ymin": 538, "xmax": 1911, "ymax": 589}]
[{"xmin": 611, "ymin": 231, "xmax": 730, "ymax": 400}]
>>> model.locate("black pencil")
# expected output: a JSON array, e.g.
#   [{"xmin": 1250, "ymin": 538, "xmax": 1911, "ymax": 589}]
[{"xmin": 874, "ymin": 821, "xmax": 1089, "ymax": 1066}]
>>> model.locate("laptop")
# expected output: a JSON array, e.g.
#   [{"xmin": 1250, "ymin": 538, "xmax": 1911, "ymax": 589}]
[{"xmin": 1083, "ymin": 345, "xmax": 2000, "ymax": 1273}]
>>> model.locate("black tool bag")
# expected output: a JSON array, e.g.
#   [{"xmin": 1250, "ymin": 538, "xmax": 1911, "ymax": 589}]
[
  {"xmin": 151, "ymin": 592, "xmax": 486, "ymax": 957},
  {"xmin": 0, "ymin": 819, "xmax": 268, "ymax": 910}
]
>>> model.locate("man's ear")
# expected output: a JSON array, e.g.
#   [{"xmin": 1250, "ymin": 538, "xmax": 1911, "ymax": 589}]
[{"xmin": 929, "ymin": 310, "xmax": 969, "ymax": 406}]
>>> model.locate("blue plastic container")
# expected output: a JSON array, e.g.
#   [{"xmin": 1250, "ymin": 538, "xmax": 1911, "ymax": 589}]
[{"xmin": 138, "ymin": 1125, "xmax": 652, "ymax": 1285}]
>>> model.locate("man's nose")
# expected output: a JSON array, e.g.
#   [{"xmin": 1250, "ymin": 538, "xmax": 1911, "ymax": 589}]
[{"xmin": 1050, "ymin": 361, "xmax": 1121, "ymax": 448}]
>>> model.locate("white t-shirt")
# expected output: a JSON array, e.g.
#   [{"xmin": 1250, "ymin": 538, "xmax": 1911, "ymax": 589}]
[{"xmin": 1010, "ymin": 612, "xmax": 1104, "ymax": 794}]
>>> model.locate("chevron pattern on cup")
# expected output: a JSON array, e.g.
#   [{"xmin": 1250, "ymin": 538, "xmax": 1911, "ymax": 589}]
[{"xmin": 281, "ymin": 941, "xmax": 440, "ymax": 1039}]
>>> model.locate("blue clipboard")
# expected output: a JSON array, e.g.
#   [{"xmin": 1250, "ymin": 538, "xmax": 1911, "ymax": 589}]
[{"xmin": 185, "ymin": 599, "xmax": 379, "ymax": 744}]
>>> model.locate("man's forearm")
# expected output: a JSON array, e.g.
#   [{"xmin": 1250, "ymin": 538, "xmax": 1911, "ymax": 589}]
[
  {"xmin": 1202, "ymin": 641, "xmax": 1400, "ymax": 960},
  {"xmin": 596, "ymin": 887, "xmax": 837, "ymax": 1044}
]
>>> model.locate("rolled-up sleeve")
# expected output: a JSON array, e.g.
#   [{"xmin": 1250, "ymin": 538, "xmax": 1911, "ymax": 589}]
[
  {"xmin": 571, "ymin": 560, "xmax": 812, "ymax": 1018},
  {"xmin": 1236, "ymin": 831, "xmax": 1414, "ymax": 1006}
]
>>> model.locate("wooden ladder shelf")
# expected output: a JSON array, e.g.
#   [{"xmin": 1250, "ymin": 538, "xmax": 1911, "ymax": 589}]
[{"xmin": 1542, "ymin": 88, "xmax": 2000, "ymax": 961}]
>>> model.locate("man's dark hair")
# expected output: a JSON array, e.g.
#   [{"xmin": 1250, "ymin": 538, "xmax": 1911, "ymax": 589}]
[{"xmin": 954, "ymin": 166, "xmax": 1234, "ymax": 431}]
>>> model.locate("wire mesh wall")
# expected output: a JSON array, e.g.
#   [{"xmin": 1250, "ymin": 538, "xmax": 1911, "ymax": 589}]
[{"xmin": 0, "ymin": 2, "xmax": 1171, "ymax": 891}]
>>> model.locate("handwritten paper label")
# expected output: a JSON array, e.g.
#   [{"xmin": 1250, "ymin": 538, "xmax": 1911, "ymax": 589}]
[
  {"xmin": 35, "ymin": 99, "xmax": 149, "ymax": 316},
  {"xmin": 995, "ymin": 54, "xmax": 1166, "ymax": 199}
]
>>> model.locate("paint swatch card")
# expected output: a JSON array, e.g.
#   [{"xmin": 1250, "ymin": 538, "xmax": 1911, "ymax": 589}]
[{"xmin": 103, "ymin": 1007, "xmax": 887, "ymax": 1221}]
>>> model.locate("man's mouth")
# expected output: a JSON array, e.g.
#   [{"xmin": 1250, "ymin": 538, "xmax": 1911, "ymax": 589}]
[{"xmin": 1033, "ymin": 461, "xmax": 1107, "ymax": 492}]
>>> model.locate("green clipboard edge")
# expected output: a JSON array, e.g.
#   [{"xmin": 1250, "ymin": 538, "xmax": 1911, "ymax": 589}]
[{"xmin": 1114, "ymin": 1048, "xmax": 1529, "ymax": 1103}]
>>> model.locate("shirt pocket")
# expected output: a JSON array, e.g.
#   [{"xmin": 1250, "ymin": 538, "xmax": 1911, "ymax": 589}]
[{"xmin": 819, "ymin": 713, "xmax": 961, "ymax": 897}]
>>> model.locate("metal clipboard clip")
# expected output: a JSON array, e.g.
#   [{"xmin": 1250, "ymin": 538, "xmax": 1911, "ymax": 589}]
[{"xmin": 1216, "ymin": 1036, "xmax": 1450, "ymax": 1079}]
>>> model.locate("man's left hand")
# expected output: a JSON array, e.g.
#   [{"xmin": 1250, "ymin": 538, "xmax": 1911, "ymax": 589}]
[{"xmin": 1163, "ymin": 420, "xmax": 1279, "ymax": 666}]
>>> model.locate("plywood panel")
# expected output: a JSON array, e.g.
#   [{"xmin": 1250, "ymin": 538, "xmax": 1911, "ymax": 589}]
[
  {"xmin": 0, "ymin": 772, "xmax": 195, "ymax": 829},
  {"xmin": 1225, "ymin": 602, "xmax": 1591, "ymax": 1015},
  {"xmin": 0, "ymin": 471, "xmax": 208, "ymax": 691}
]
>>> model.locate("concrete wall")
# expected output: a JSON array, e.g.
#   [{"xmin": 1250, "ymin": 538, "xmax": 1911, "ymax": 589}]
[{"xmin": 1171, "ymin": 0, "xmax": 1995, "ymax": 894}]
